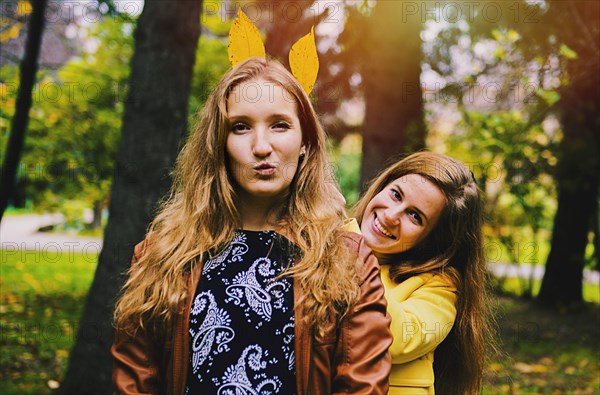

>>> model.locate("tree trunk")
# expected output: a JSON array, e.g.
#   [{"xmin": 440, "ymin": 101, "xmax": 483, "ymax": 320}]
[
  {"xmin": 89, "ymin": 199, "xmax": 103, "ymax": 230},
  {"xmin": 537, "ymin": 1, "xmax": 599, "ymax": 308},
  {"xmin": 536, "ymin": 102, "xmax": 599, "ymax": 307},
  {"xmin": 0, "ymin": 0, "xmax": 47, "ymax": 222},
  {"xmin": 359, "ymin": 0, "xmax": 426, "ymax": 189},
  {"xmin": 537, "ymin": 174, "xmax": 598, "ymax": 307},
  {"xmin": 263, "ymin": 0, "xmax": 316, "ymax": 67},
  {"xmin": 56, "ymin": 1, "xmax": 202, "ymax": 393}
]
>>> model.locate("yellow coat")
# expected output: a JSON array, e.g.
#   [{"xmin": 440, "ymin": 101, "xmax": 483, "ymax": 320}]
[{"xmin": 381, "ymin": 265, "xmax": 457, "ymax": 395}]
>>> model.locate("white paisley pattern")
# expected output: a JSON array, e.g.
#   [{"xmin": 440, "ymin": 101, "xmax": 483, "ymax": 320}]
[
  {"xmin": 189, "ymin": 291, "xmax": 235, "ymax": 381},
  {"xmin": 224, "ymin": 257, "xmax": 291, "ymax": 328},
  {"xmin": 275, "ymin": 315, "xmax": 295, "ymax": 371},
  {"xmin": 186, "ymin": 230, "xmax": 296, "ymax": 394},
  {"xmin": 202, "ymin": 232, "xmax": 249, "ymax": 278},
  {"xmin": 215, "ymin": 345, "xmax": 282, "ymax": 395}
]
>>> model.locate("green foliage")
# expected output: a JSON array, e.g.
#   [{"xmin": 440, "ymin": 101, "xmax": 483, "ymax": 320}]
[
  {"xmin": 1, "ymin": 12, "xmax": 233, "ymax": 227},
  {"xmin": 463, "ymin": 111, "xmax": 557, "ymax": 222},
  {"xmin": 327, "ymin": 134, "xmax": 362, "ymax": 207},
  {"xmin": 189, "ymin": 23, "xmax": 231, "ymax": 115},
  {"xmin": 421, "ymin": 3, "xmax": 586, "ymax": 283},
  {"xmin": 1, "ymin": 16, "xmax": 134, "ymax": 224},
  {"xmin": 438, "ymin": 108, "xmax": 560, "ymax": 281},
  {"xmin": 186, "ymin": 11, "xmax": 233, "ymax": 120},
  {"xmin": 489, "ymin": 276, "xmax": 599, "ymax": 304}
]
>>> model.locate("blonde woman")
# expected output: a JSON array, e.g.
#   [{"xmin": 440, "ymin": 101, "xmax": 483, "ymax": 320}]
[
  {"xmin": 354, "ymin": 152, "xmax": 493, "ymax": 394},
  {"xmin": 111, "ymin": 58, "xmax": 391, "ymax": 395}
]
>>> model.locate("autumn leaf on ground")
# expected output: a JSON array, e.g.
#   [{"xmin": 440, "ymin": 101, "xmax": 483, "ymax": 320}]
[{"xmin": 514, "ymin": 362, "xmax": 548, "ymax": 373}]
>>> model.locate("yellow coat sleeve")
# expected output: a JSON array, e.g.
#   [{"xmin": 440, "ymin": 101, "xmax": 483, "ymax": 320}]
[{"xmin": 381, "ymin": 266, "xmax": 457, "ymax": 364}]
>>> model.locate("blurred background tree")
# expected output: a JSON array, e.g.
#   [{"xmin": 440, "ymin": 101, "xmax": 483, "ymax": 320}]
[
  {"xmin": 351, "ymin": 0, "xmax": 426, "ymax": 186},
  {"xmin": 529, "ymin": 1, "xmax": 599, "ymax": 308},
  {"xmin": 2, "ymin": 16, "xmax": 131, "ymax": 230},
  {"xmin": 418, "ymin": 0, "xmax": 599, "ymax": 307},
  {"xmin": 0, "ymin": 0, "xmax": 46, "ymax": 222},
  {"xmin": 54, "ymin": 1, "xmax": 204, "ymax": 393}
]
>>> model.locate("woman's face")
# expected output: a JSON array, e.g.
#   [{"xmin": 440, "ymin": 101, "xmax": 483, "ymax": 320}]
[
  {"xmin": 361, "ymin": 174, "xmax": 446, "ymax": 257},
  {"xmin": 226, "ymin": 78, "xmax": 304, "ymax": 206}
]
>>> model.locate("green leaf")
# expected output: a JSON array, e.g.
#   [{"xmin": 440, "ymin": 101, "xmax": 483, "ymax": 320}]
[
  {"xmin": 491, "ymin": 29, "xmax": 503, "ymax": 42},
  {"xmin": 559, "ymin": 44, "xmax": 578, "ymax": 60},
  {"xmin": 507, "ymin": 30, "xmax": 521, "ymax": 43},
  {"xmin": 536, "ymin": 89, "xmax": 561, "ymax": 106}
]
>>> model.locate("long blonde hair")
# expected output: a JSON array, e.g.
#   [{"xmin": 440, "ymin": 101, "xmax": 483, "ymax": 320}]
[
  {"xmin": 354, "ymin": 151, "xmax": 494, "ymax": 395},
  {"xmin": 114, "ymin": 58, "xmax": 360, "ymax": 338}
]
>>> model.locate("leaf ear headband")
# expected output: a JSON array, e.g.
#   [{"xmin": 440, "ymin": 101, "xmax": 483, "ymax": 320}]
[{"xmin": 228, "ymin": 9, "xmax": 319, "ymax": 95}]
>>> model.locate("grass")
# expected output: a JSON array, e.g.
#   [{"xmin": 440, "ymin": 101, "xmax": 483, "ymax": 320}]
[
  {"xmin": 492, "ymin": 276, "xmax": 600, "ymax": 304},
  {"xmin": 484, "ymin": 296, "xmax": 600, "ymax": 394},
  {"xmin": 1, "ymin": 248, "xmax": 599, "ymax": 394},
  {"xmin": 1, "ymin": 249, "xmax": 96, "ymax": 395},
  {"xmin": 3, "ymin": 207, "xmax": 34, "ymax": 216}
]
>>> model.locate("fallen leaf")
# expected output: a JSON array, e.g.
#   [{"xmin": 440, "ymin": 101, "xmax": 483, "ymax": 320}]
[
  {"xmin": 565, "ymin": 366, "xmax": 576, "ymax": 375},
  {"xmin": 514, "ymin": 362, "xmax": 548, "ymax": 373},
  {"xmin": 47, "ymin": 380, "xmax": 60, "ymax": 389},
  {"xmin": 56, "ymin": 349, "xmax": 69, "ymax": 359}
]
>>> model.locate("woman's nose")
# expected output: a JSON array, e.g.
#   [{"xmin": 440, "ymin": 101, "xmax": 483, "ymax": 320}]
[
  {"xmin": 252, "ymin": 129, "xmax": 272, "ymax": 157},
  {"xmin": 382, "ymin": 205, "xmax": 404, "ymax": 226}
]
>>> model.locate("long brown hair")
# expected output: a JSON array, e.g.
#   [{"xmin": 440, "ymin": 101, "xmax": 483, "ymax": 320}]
[
  {"xmin": 114, "ymin": 58, "xmax": 360, "ymax": 338},
  {"xmin": 355, "ymin": 151, "xmax": 494, "ymax": 394}
]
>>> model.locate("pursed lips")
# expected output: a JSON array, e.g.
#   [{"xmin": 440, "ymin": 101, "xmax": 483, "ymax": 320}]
[{"xmin": 253, "ymin": 162, "xmax": 276, "ymax": 176}]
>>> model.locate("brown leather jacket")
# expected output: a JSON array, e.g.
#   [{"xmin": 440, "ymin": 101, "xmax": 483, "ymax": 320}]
[{"xmin": 111, "ymin": 232, "xmax": 392, "ymax": 395}]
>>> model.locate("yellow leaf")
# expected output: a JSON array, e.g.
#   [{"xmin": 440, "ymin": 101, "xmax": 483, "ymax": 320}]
[
  {"xmin": 0, "ymin": 23, "xmax": 22, "ymax": 42},
  {"xmin": 22, "ymin": 272, "xmax": 41, "ymax": 293},
  {"xmin": 514, "ymin": 362, "xmax": 548, "ymax": 373},
  {"xmin": 289, "ymin": 27, "xmax": 319, "ymax": 94},
  {"xmin": 564, "ymin": 366, "xmax": 576, "ymax": 375},
  {"xmin": 228, "ymin": 9, "xmax": 265, "ymax": 67},
  {"xmin": 17, "ymin": 0, "xmax": 33, "ymax": 16},
  {"xmin": 506, "ymin": 29, "xmax": 521, "ymax": 42}
]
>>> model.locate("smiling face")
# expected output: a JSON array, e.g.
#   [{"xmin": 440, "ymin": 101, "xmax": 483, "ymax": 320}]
[
  {"xmin": 226, "ymin": 78, "xmax": 304, "ymax": 207},
  {"xmin": 361, "ymin": 174, "xmax": 446, "ymax": 257}
]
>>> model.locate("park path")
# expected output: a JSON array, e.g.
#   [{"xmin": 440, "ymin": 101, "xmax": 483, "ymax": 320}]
[
  {"xmin": 0, "ymin": 214, "xmax": 103, "ymax": 254},
  {"xmin": 0, "ymin": 214, "xmax": 598, "ymax": 284},
  {"xmin": 488, "ymin": 261, "xmax": 599, "ymax": 285}
]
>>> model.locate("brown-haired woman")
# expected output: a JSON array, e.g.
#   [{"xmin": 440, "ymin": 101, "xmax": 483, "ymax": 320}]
[
  {"xmin": 111, "ymin": 58, "xmax": 391, "ymax": 395},
  {"xmin": 354, "ymin": 151, "xmax": 494, "ymax": 395}
]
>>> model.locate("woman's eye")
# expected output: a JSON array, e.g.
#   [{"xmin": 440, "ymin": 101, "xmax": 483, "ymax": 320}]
[
  {"xmin": 273, "ymin": 122, "xmax": 291, "ymax": 130},
  {"xmin": 391, "ymin": 189, "xmax": 401, "ymax": 201},
  {"xmin": 231, "ymin": 123, "xmax": 249, "ymax": 132},
  {"xmin": 409, "ymin": 211, "xmax": 423, "ymax": 225}
]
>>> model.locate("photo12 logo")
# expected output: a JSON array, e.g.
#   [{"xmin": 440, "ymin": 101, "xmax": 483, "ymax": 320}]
[{"xmin": 399, "ymin": 1, "xmax": 541, "ymax": 24}]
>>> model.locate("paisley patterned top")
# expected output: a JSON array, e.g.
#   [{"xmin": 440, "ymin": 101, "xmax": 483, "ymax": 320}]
[{"xmin": 185, "ymin": 230, "xmax": 297, "ymax": 395}]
